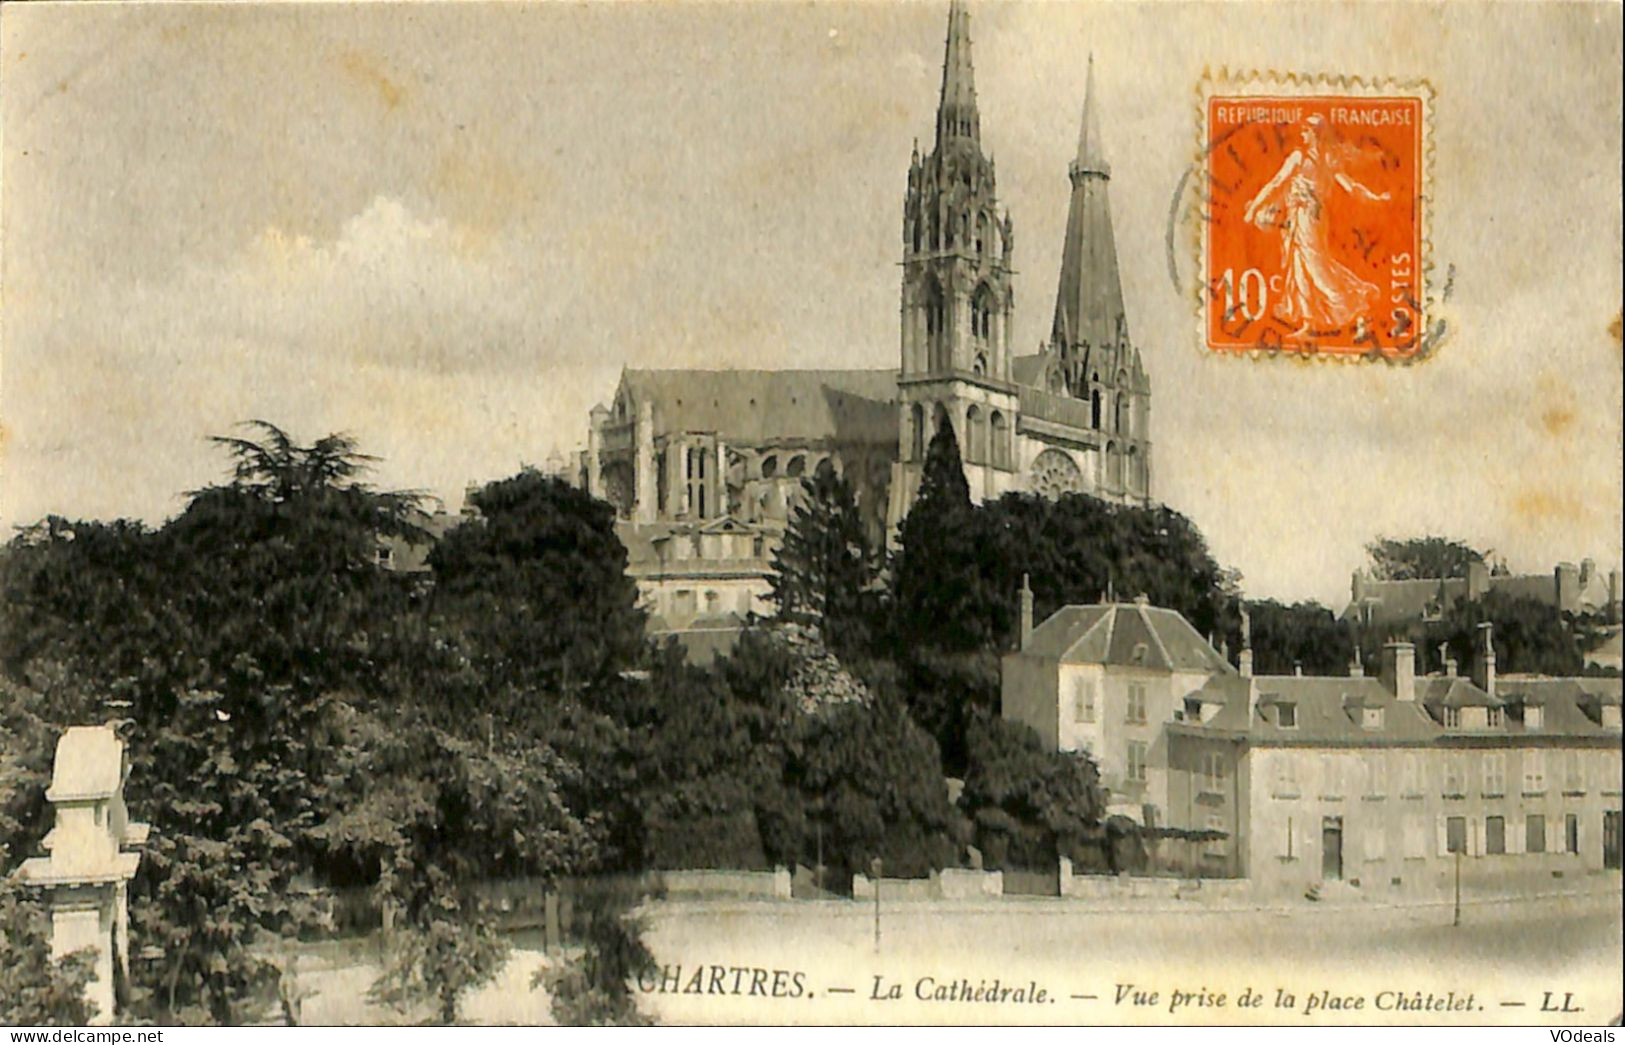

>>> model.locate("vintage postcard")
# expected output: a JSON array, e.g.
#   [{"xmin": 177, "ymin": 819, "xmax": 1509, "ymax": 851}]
[{"xmin": 0, "ymin": 0, "xmax": 1620, "ymax": 1031}]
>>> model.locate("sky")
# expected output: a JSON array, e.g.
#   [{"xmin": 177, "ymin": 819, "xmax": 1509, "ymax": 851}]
[{"xmin": 2, "ymin": 1, "xmax": 1620, "ymax": 607}]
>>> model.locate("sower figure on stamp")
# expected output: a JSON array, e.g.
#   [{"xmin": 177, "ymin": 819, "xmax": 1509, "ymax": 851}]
[{"xmin": 1243, "ymin": 114, "xmax": 1389, "ymax": 341}]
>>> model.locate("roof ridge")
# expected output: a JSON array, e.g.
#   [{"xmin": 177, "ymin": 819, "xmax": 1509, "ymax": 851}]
[
  {"xmin": 1136, "ymin": 601, "xmax": 1174, "ymax": 670},
  {"xmin": 1058, "ymin": 607, "xmax": 1112, "ymax": 663}
]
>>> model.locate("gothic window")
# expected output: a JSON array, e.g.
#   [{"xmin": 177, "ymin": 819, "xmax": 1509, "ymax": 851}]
[
  {"xmin": 786, "ymin": 454, "xmax": 806, "ymax": 479},
  {"xmin": 972, "ymin": 285, "xmax": 995, "ymax": 344},
  {"xmin": 1127, "ymin": 446, "xmax": 1142, "ymax": 494},
  {"xmin": 1091, "ymin": 389, "xmax": 1102, "ymax": 429},
  {"xmin": 924, "ymin": 281, "xmax": 949, "ymax": 373},
  {"xmin": 760, "ymin": 455, "xmax": 778, "ymax": 479},
  {"xmin": 1031, "ymin": 449, "xmax": 1084, "ymax": 498},
  {"xmin": 975, "ymin": 213, "xmax": 987, "ymax": 255},
  {"xmin": 1114, "ymin": 395, "xmax": 1128, "ymax": 435},
  {"xmin": 1107, "ymin": 443, "xmax": 1124, "ymax": 490},
  {"xmin": 965, "ymin": 405, "xmax": 984, "ymax": 464},
  {"xmin": 990, "ymin": 411, "xmax": 1009, "ymax": 470},
  {"xmin": 972, "ymin": 352, "xmax": 987, "ymax": 376},
  {"xmin": 910, "ymin": 403, "xmax": 926, "ymax": 461}
]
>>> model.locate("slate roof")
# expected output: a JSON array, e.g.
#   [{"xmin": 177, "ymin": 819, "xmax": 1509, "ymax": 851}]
[
  {"xmin": 617, "ymin": 369, "xmax": 898, "ymax": 445},
  {"xmin": 1022, "ymin": 602, "xmax": 1236, "ymax": 675},
  {"xmin": 1011, "ymin": 352, "xmax": 1049, "ymax": 389},
  {"xmin": 1343, "ymin": 577, "xmax": 1460, "ymax": 622},
  {"xmin": 1191, "ymin": 672, "xmax": 1620, "ymax": 745}
]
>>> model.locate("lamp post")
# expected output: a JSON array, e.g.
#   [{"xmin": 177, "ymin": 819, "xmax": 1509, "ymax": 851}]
[{"xmin": 870, "ymin": 857, "xmax": 883, "ymax": 953}]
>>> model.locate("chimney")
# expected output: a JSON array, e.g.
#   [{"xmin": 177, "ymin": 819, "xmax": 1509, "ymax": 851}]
[
  {"xmin": 1381, "ymin": 641, "xmax": 1416, "ymax": 702},
  {"xmin": 1293, "ymin": 661, "xmax": 1303, "ymax": 677},
  {"xmin": 1437, "ymin": 641, "xmax": 1456, "ymax": 677},
  {"xmin": 1018, "ymin": 574, "xmax": 1034, "ymax": 651},
  {"xmin": 1348, "ymin": 653, "xmax": 1363, "ymax": 678},
  {"xmin": 1472, "ymin": 621, "xmax": 1496, "ymax": 699}
]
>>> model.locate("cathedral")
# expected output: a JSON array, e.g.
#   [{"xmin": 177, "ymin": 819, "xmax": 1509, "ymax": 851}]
[{"xmin": 582, "ymin": 2, "xmax": 1152, "ymax": 640}]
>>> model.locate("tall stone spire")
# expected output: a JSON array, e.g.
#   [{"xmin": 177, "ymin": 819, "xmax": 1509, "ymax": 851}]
[
  {"xmin": 935, "ymin": 0, "xmax": 980, "ymax": 152},
  {"xmin": 1073, "ymin": 55, "xmax": 1109, "ymax": 177},
  {"xmin": 1051, "ymin": 55, "xmax": 1126, "ymax": 355}
]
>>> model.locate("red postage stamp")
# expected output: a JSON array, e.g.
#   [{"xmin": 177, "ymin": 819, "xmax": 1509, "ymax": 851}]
[{"xmin": 1199, "ymin": 73, "xmax": 1433, "ymax": 359}]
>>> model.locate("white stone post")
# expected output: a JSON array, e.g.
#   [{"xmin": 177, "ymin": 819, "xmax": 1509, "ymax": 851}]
[{"xmin": 18, "ymin": 726, "xmax": 150, "ymax": 1025}]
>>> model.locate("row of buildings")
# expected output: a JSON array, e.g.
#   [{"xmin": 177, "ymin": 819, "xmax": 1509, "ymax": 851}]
[{"xmin": 1003, "ymin": 592, "xmax": 1623, "ymax": 895}]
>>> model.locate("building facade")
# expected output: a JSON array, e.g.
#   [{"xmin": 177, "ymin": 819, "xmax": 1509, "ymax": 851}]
[
  {"xmin": 1005, "ymin": 603, "xmax": 1624, "ymax": 893},
  {"xmin": 582, "ymin": 2, "xmax": 1154, "ymax": 635},
  {"xmin": 1345, "ymin": 558, "xmax": 1622, "ymax": 629}
]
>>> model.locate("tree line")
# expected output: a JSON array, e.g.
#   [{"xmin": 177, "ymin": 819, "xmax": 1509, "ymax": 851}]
[{"xmin": 1, "ymin": 418, "xmax": 1606, "ymax": 1024}]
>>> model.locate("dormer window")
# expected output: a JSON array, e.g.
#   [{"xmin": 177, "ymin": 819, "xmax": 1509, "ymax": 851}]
[
  {"xmin": 1486, "ymin": 707, "xmax": 1503, "ymax": 728},
  {"xmin": 1131, "ymin": 642, "xmax": 1149, "ymax": 665},
  {"xmin": 1442, "ymin": 707, "xmax": 1461, "ymax": 729},
  {"xmin": 1362, "ymin": 707, "xmax": 1384, "ymax": 730},
  {"xmin": 1277, "ymin": 702, "xmax": 1297, "ymax": 729}
]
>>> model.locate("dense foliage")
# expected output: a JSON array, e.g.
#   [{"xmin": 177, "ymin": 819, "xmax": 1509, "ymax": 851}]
[
  {"xmin": 0, "ymin": 424, "xmax": 634, "ymax": 1023},
  {"xmin": 958, "ymin": 714, "xmax": 1105, "ymax": 870},
  {"xmin": 1364, "ymin": 536, "xmax": 1486, "ymax": 580},
  {"xmin": 1244, "ymin": 600, "xmax": 1356, "ymax": 676},
  {"xmin": 767, "ymin": 468, "xmax": 876, "ymax": 656},
  {"xmin": 0, "ymin": 875, "xmax": 97, "ymax": 1026}
]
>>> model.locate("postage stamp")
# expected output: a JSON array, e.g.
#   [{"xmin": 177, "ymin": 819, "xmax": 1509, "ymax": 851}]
[{"xmin": 1198, "ymin": 72, "xmax": 1435, "ymax": 360}]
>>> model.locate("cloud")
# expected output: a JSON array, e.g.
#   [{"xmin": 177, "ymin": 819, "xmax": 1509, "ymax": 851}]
[{"xmin": 169, "ymin": 194, "xmax": 581, "ymax": 377}]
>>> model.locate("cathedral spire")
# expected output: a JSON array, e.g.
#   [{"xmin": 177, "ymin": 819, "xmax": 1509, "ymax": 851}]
[
  {"xmin": 1052, "ymin": 57, "xmax": 1127, "ymax": 352},
  {"xmin": 935, "ymin": 0, "xmax": 981, "ymax": 151},
  {"xmin": 1072, "ymin": 54, "xmax": 1109, "ymax": 178}
]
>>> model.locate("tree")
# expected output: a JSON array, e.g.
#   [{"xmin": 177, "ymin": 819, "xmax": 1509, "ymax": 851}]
[
  {"xmin": 789, "ymin": 695, "xmax": 961, "ymax": 883},
  {"xmin": 1435, "ymin": 591, "xmax": 1584, "ymax": 676},
  {"xmin": 893, "ymin": 418, "xmax": 986, "ymax": 653},
  {"xmin": 428, "ymin": 470, "xmax": 645, "ymax": 713},
  {"xmin": 0, "ymin": 874, "xmax": 97, "ymax": 1026},
  {"xmin": 538, "ymin": 883, "xmax": 653, "ymax": 1026},
  {"xmin": 767, "ymin": 469, "xmax": 873, "ymax": 653},
  {"xmin": 959, "ymin": 712, "xmax": 1105, "ymax": 869},
  {"xmin": 1245, "ymin": 600, "xmax": 1355, "ymax": 676},
  {"xmin": 1365, "ymin": 536, "xmax": 1485, "ymax": 581}
]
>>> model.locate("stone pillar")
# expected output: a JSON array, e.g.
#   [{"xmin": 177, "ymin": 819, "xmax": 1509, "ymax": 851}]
[
  {"xmin": 713, "ymin": 439, "xmax": 727, "ymax": 519},
  {"xmin": 18, "ymin": 726, "xmax": 150, "ymax": 1026},
  {"xmin": 668, "ymin": 437, "xmax": 687, "ymax": 518},
  {"xmin": 586, "ymin": 405, "xmax": 608, "ymax": 498},
  {"xmin": 635, "ymin": 400, "xmax": 656, "ymax": 524}
]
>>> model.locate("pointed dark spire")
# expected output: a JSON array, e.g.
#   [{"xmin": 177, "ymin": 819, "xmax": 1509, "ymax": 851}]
[
  {"xmin": 935, "ymin": 0, "xmax": 980, "ymax": 150},
  {"xmin": 1052, "ymin": 58, "xmax": 1128, "ymax": 353}
]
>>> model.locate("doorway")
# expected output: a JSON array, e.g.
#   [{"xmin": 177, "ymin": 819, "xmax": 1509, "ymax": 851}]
[{"xmin": 1321, "ymin": 816, "xmax": 1343, "ymax": 881}]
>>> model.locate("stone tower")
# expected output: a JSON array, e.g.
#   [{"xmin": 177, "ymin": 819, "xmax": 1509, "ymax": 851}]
[
  {"xmin": 896, "ymin": 0, "xmax": 1020, "ymax": 509},
  {"xmin": 1048, "ymin": 58, "xmax": 1151, "ymax": 501}
]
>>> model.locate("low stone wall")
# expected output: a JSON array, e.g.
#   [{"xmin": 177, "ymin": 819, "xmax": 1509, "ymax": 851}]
[
  {"xmin": 851, "ymin": 869, "xmax": 1003, "ymax": 900},
  {"xmin": 660, "ymin": 867, "xmax": 791, "ymax": 900},
  {"xmin": 937, "ymin": 868, "xmax": 1004, "ymax": 899}
]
